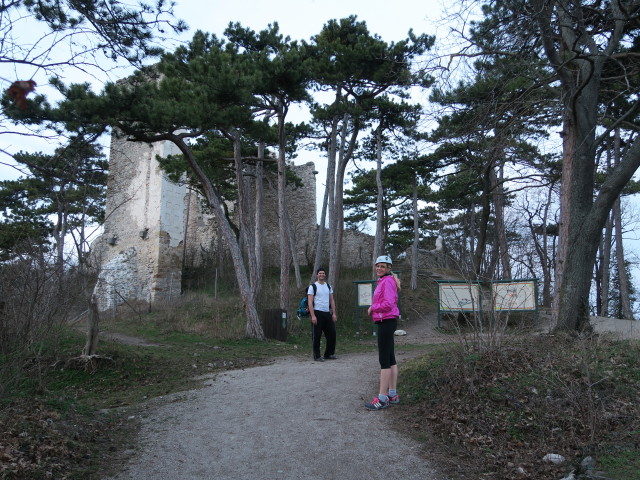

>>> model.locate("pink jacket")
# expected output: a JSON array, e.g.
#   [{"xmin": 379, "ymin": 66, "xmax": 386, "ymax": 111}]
[{"xmin": 370, "ymin": 274, "xmax": 399, "ymax": 322}]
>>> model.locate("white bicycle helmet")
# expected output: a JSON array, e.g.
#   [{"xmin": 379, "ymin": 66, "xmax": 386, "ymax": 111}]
[{"xmin": 375, "ymin": 255, "xmax": 392, "ymax": 265}]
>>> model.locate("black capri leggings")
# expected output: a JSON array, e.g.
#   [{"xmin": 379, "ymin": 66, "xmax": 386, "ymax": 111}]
[{"xmin": 376, "ymin": 318, "xmax": 397, "ymax": 369}]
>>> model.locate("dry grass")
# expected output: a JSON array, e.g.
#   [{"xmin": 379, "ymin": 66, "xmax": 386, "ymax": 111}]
[
  {"xmin": 393, "ymin": 333, "xmax": 640, "ymax": 480},
  {"xmin": 147, "ymin": 292, "xmax": 249, "ymax": 339}
]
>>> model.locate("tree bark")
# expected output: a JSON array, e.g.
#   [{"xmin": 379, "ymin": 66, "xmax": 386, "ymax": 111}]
[
  {"xmin": 613, "ymin": 197, "xmax": 633, "ymax": 319},
  {"xmin": 328, "ymin": 113, "xmax": 359, "ymax": 286},
  {"xmin": 285, "ymin": 203, "xmax": 302, "ymax": 288},
  {"xmin": 554, "ymin": 134, "xmax": 640, "ymax": 330},
  {"xmin": 231, "ymin": 132, "xmax": 259, "ymax": 302},
  {"xmin": 251, "ymin": 142, "xmax": 265, "ymax": 306},
  {"xmin": 373, "ymin": 124, "xmax": 385, "ymax": 275},
  {"xmin": 276, "ymin": 100, "xmax": 291, "ymax": 312},
  {"xmin": 490, "ymin": 165, "xmax": 511, "ymax": 279},
  {"xmin": 411, "ymin": 176, "xmax": 419, "ymax": 290},
  {"xmin": 472, "ymin": 165, "xmax": 492, "ymax": 278},
  {"xmin": 613, "ymin": 130, "xmax": 633, "ymax": 319},
  {"xmin": 325, "ymin": 113, "xmax": 341, "ymax": 286},
  {"xmin": 312, "ymin": 109, "xmax": 339, "ymax": 283},
  {"xmin": 82, "ymin": 293, "xmax": 100, "ymax": 356},
  {"xmin": 598, "ymin": 212, "xmax": 613, "ymax": 316}
]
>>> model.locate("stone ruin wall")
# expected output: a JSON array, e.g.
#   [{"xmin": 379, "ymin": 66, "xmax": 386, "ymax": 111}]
[
  {"xmin": 92, "ymin": 135, "xmax": 374, "ymax": 312},
  {"xmin": 91, "ymin": 138, "xmax": 185, "ymax": 312}
]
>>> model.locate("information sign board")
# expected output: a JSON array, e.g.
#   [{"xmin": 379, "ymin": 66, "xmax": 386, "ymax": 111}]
[
  {"xmin": 357, "ymin": 282, "xmax": 374, "ymax": 307},
  {"xmin": 492, "ymin": 281, "xmax": 536, "ymax": 311},
  {"xmin": 438, "ymin": 283, "xmax": 481, "ymax": 312}
]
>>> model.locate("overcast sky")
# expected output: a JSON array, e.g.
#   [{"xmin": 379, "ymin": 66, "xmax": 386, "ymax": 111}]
[{"xmin": 173, "ymin": 0, "xmax": 444, "ymax": 44}]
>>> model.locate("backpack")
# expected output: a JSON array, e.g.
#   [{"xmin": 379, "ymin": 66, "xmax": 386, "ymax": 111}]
[{"xmin": 296, "ymin": 283, "xmax": 331, "ymax": 319}]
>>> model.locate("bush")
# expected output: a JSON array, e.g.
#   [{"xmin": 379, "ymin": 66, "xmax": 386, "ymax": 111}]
[{"xmin": 0, "ymin": 247, "xmax": 85, "ymax": 400}]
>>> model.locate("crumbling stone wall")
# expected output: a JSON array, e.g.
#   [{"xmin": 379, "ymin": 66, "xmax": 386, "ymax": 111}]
[
  {"xmin": 92, "ymin": 137, "xmax": 184, "ymax": 312},
  {"xmin": 92, "ymin": 134, "xmax": 373, "ymax": 312}
]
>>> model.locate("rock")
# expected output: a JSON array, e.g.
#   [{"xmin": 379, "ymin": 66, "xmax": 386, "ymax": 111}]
[
  {"xmin": 542, "ymin": 453, "xmax": 565, "ymax": 464},
  {"xmin": 580, "ymin": 456, "xmax": 596, "ymax": 471}
]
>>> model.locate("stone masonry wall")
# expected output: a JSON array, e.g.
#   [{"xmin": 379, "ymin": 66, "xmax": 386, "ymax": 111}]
[
  {"xmin": 93, "ymin": 137, "xmax": 184, "ymax": 312},
  {"xmin": 93, "ymin": 135, "xmax": 373, "ymax": 312}
]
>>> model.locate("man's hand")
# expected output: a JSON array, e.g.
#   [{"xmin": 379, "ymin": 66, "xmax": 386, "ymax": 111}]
[
  {"xmin": 311, "ymin": 316, "xmax": 317, "ymax": 325},
  {"xmin": 332, "ymin": 313, "xmax": 337, "ymax": 323}
]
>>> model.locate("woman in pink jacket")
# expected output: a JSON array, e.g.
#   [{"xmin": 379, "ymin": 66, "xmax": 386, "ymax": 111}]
[{"xmin": 365, "ymin": 255, "xmax": 401, "ymax": 411}]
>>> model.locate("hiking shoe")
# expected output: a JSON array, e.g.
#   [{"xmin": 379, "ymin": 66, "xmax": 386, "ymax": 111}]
[
  {"xmin": 364, "ymin": 396, "xmax": 389, "ymax": 410},
  {"xmin": 314, "ymin": 356, "xmax": 324, "ymax": 362},
  {"xmin": 388, "ymin": 394, "xmax": 400, "ymax": 404},
  {"xmin": 324, "ymin": 355, "xmax": 337, "ymax": 360}
]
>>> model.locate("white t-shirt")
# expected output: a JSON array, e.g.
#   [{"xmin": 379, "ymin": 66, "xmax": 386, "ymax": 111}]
[{"xmin": 307, "ymin": 282, "xmax": 332, "ymax": 312}]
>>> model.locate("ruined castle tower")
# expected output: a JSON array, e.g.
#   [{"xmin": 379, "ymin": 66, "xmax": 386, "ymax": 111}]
[
  {"xmin": 91, "ymin": 138, "xmax": 187, "ymax": 312},
  {"xmin": 91, "ymin": 134, "xmax": 323, "ymax": 312}
]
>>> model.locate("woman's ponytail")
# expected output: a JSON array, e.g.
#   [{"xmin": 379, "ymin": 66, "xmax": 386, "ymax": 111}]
[{"xmin": 392, "ymin": 272, "xmax": 401, "ymax": 292}]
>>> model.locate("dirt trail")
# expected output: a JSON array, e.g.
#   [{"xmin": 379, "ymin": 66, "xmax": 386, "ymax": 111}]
[
  {"xmin": 99, "ymin": 309, "xmax": 639, "ymax": 479},
  {"xmin": 102, "ymin": 315, "xmax": 449, "ymax": 480}
]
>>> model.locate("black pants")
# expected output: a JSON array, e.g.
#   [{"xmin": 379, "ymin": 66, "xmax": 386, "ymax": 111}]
[
  {"xmin": 312, "ymin": 310, "xmax": 336, "ymax": 359},
  {"xmin": 376, "ymin": 319, "xmax": 397, "ymax": 369}
]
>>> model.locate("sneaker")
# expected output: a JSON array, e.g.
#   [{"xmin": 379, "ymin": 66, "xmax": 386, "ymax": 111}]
[
  {"xmin": 364, "ymin": 396, "xmax": 389, "ymax": 410},
  {"xmin": 388, "ymin": 394, "xmax": 400, "ymax": 404},
  {"xmin": 324, "ymin": 355, "xmax": 337, "ymax": 360},
  {"xmin": 314, "ymin": 356, "xmax": 324, "ymax": 362}
]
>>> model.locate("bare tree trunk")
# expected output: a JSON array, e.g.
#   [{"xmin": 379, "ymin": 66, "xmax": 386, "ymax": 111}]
[
  {"xmin": 285, "ymin": 203, "xmax": 302, "ymax": 288},
  {"xmin": 472, "ymin": 166, "xmax": 492, "ymax": 278},
  {"xmin": 373, "ymin": 124, "xmax": 384, "ymax": 275},
  {"xmin": 232, "ymin": 132, "xmax": 258, "ymax": 302},
  {"xmin": 328, "ymin": 116, "xmax": 347, "ymax": 286},
  {"xmin": 411, "ymin": 176, "xmax": 419, "ymax": 290},
  {"xmin": 312, "ymin": 180, "xmax": 329, "ymax": 283},
  {"xmin": 528, "ymin": 209, "xmax": 554, "ymax": 308},
  {"xmin": 312, "ymin": 112, "xmax": 339, "ymax": 283},
  {"xmin": 553, "ymin": 103, "xmax": 596, "ymax": 331},
  {"xmin": 540, "ymin": 184, "xmax": 554, "ymax": 307},
  {"xmin": 52, "ymin": 207, "xmax": 68, "ymax": 271},
  {"xmin": 330, "ymin": 118, "xmax": 359, "ymax": 285},
  {"xmin": 597, "ymin": 212, "xmax": 613, "ymax": 316},
  {"xmin": 551, "ymin": 120, "xmax": 640, "ymax": 331},
  {"xmin": 613, "ymin": 129, "xmax": 633, "ymax": 319},
  {"xmin": 263, "ymin": 167, "xmax": 301, "ymax": 290},
  {"xmin": 82, "ymin": 293, "xmax": 100, "ymax": 356},
  {"xmin": 464, "ymin": 205, "xmax": 476, "ymax": 271},
  {"xmin": 276, "ymin": 101, "xmax": 291, "ymax": 312},
  {"xmin": 251, "ymin": 143, "xmax": 265, "ymax": 306},
  {"xmin": 613, "ymin": 197, "xmax": 632, "ymax": 319},
  {"xmin": 490, "ymin": 165, "xmax": 511, "ymax": 278},
  {"xmin": 488, "ymin": 236, "xmax": 500, "ymax": 279},
  {"xmin": 182, "ymin": 188, "xmax": 193, "ymax": 271}
]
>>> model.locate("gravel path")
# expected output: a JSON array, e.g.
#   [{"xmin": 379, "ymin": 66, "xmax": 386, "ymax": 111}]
[
  {"xmin": 102, "ymin": 316, "xmax": 449, "ymax": 480},
  {"xmin": 101, "ymin": 310, "xmax": 637, "ymax": 480}
]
